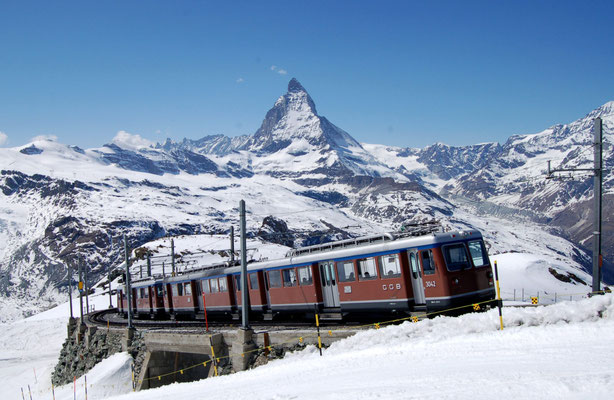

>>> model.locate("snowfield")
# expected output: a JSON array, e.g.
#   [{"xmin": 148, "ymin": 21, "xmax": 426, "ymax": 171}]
[{"xmin": 2, "ymin": 288, "xmax": 613, "ymax": 399}]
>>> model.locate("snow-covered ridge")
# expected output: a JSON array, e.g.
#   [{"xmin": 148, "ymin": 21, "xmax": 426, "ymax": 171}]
[{"xmin": 0, "ymin": 78, "xmax": 612, "ymax": 322}]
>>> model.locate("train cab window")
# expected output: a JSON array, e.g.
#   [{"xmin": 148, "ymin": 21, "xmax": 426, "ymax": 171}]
[
  {"xmin": 219, "ymin": 278, "xmax": 228, "ymax": 292},
  {"xmin": 468, "ymin": 240, "xmax": 489, "ymax": 267},
  {"xmin": 298, "ymin": 266, "xmax": 313, "ymax": 286},
  {"xmin": 201, "ymin": 280, "xmax": 210, "ymax": 294},
  {"xmin": 268, "ymin": 270, "xmax": 282, "ymax": 288},
  {"xmin": 282, "ymin": 268, "xmax": 297, "ymax": 287},
  {"xmin": 378, "ymin": 254, "xmax": 401, "ymax": 278},
  {"xmin": 443, "ymin": 244, "xmax": 471, "ymax": 271},
  {"xmin": 177, "ymin": 283, "xmax": 184, "ymax": 296},
  {"xmin": 249, "ymin": 273, "xmax": 259, "ymax": 290},
  {"xmin": 357, "ymin": 257, "xmax": 378, "ymax": 280},
  {"xmin": 421, "ymin": 250, "xmax": 436, "ymax": 275},
  {"xmin": 210, "ymin": 278, "xmax": 219, "ymax": 293},
  {"xmin": 337, "ymin": 261, "xmax": 356, "ymax": 282},
  {"xmin": 184, "ymin": 282, "xmax": 192, "ymax": 296}
]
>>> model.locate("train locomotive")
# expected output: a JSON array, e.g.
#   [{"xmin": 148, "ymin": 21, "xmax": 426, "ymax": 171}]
[{"xmin": 118, "ymin": 229, "xmax": 496, "ymax": 320}]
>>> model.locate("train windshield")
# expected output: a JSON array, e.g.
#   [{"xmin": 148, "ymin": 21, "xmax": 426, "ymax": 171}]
[
  {"xmin": 467, "ymin": 240, "xmax": 489, "ymax": 267},
  {"xmin": 443, "ymin": 243, "xmax": 471, "ymax": 271}
]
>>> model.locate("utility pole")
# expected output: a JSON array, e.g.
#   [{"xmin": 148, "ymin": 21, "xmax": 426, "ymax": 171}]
[
  {"xmin": 78, "ymin": 263, "xmax": 84, "ymax": 325},
  {"xmin": 124, "ymin": 234, "xmax": 133, "ymax": 329},
  {"xmin": 171, "ymin": 238, "xmax": 176, "ymax": 276},
  {"xmin": 84, "ymin": 262, "xmax": 90, "ymax": 314},
  {"xmin": 547, "ymin": 117, "xmax": 604, "ymax": 293},
  {"xmin": 592, "ymin": 118, "xmax": 603, "ymax": 293},
  {"xmin": 108, "ymin": 262, "xmax": 113, "ymax": 309},
  {"xmin": 68, "ymin": 264, "xmax": 74, "ymax": 319},
  {"xmin": 240, "ymin": 200, "xmax": 249, "ymax": 329},
  {"xmin": 230, "ymin": 226, "xmax": 235, "ymax": 263},
  {"xmin": 147, "ymin": 251, "xmax": 152, "ymax": 276},
  {"xmin": 108, "ymin": 235, "xmax": 113, "ymax": 309}
]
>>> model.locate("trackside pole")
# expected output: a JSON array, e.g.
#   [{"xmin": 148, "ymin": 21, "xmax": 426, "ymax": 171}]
[
  {"xmin": 494, "ymin": 261, "xmax": 504, "ymax": 330},
  {"xmin": 240, "ymin": 200, "xmax": 249, "ymax": 329},
  {"xmin": 209, "ymin": 336, "xmax": 219, "ymax": 376},
  {"xmin": 315, "ymin": 305, "xmax": 323, "ymax": 356}
]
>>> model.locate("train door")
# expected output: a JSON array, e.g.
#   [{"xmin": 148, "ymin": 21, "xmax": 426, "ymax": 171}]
[
  {"xmin": 408, "ymin": 250, "xmax": 426, "ymax": 305},
  {"xmin": 318, "ymin": 261, "xmax": 340, "ymax": 308}
]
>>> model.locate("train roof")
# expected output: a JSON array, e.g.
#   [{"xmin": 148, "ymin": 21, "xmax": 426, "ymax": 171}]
[
  {"xmin": 129, "ymin": 229, "xmax": 484, "ymax": 285},
  {"xmin": 222, "ymin": 229, "xmax": 483, "ymax": 275}
]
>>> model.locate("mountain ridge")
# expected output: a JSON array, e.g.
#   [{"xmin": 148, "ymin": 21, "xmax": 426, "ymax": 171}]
[{"xmin": 0, "ymin": 79, "xmax": 612, "ymax": 321}]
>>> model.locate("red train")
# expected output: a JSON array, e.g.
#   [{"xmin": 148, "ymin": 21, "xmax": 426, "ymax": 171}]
[{"xmin": 118, "ymin": 230, "xmax": 496, "ymax": 320}]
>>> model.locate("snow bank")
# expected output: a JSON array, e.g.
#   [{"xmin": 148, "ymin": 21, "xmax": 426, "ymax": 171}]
[{"xmin": 4, "ymin": 292, "xmax": 613, "ymax": 400}]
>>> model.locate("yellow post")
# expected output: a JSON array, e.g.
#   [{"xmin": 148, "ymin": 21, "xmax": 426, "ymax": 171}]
[
  {"xmin": 209, "ymin": 336, "xmax": 219, "ymax": 376},
  {"xmin": 494, "ymin": 261, "xmax": 504, "ymax": 330},
  {"xmin": 315, "ymin": 313, "xmax": 323, "ymax": 356}
]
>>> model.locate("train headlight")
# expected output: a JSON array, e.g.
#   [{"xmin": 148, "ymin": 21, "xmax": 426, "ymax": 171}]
[
  {"xmin": 487, "ymin": 272, "xmax": 493, "ymax": 279},
  {"xmin": 452, "ymin": 278, "xmax": 459, "ymax": 285}
]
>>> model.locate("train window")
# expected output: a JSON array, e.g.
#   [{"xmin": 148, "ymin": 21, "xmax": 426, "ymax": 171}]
[
  {"xmin": 337, "ymin": 261, "xmax": 356, "ymax": 282},
  {"xmin": 210, "ymin": 278, "xmax": 219, "ymax": 293},
  {"xmin": 156, "ymin": 286, "xmax": 164, "ymax": 297},
  {"xmin": 378, "ymin": 254, "xmax": 401, "ymax": 278},
  {"xmin": 249, "ymin": 273, "xmax": 259, "ymax": 290},
  {"xmin": 201, "ymin": 280, "xmax": 210, "ymax": 294},
  {"xmin": 443, "ymin": 244, "xmax": 471, "ymax": 271},
  {"xmin": 468, "ymin": 240, "xmax": 489, "ymax": 267},
  {"xmin": 172, "ymin": 284, "xmax": 179, "ymax": 296},
  {"xmin": 298, "ymin": 266, "xmax": 313, "ymax": 286},
  {"xmin": 184, "ymin": 282, "xmax": 192, "ymax": 296},
  {"xmin": 177, "ymin": 283, "xmax": 184, "ymax": 296},
  {"xmin": 282, "ymin": 268, "xmax": 297, "ymax": 287},
  {"xmin": 421, "ymin": 250, "xmax": 436, "ymax": 275},
  {"xmin": 268, "ymin": 270, "xmax": 282, "ymax": 288},
  {"xmin": 194, "ymin": 282, "xmax": 201, "ymax": 297},
  {"xmin": 219, "ymin": 278, "xmax": 228, "ymax": 292},
  {"xmin": 235, "ymin": 275, "xmax": 241, "ymax": 291},
  {"xmin": 357, "ymin": 258, "xmax": 377, "ymax": 280}
]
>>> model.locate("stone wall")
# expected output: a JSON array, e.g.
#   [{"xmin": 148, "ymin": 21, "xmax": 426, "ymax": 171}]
[{"xmin": 51, "ymin": 323, "xmax": 145, "ymax": 386}]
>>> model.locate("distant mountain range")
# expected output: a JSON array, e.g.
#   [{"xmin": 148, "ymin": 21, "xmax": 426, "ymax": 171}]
[{"xmin": 0, "ymin": 78, "xmax": 611, "ymax": 320}]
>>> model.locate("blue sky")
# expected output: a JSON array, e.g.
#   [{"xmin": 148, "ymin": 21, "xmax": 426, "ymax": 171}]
[{"xmin": 1, "ymin": 0, "xmax": 613, "ymax": 149}]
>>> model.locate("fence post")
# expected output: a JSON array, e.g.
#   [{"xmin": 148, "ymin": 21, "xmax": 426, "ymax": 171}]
[{"xmin": 494, "ymin": 261, "xmax": 504, "ymax": 330}]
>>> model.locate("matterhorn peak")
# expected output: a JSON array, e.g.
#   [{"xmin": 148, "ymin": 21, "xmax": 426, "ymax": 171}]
[{"xmin": 288, "ymin": 77, "xmax": 307, "ymax": 93}]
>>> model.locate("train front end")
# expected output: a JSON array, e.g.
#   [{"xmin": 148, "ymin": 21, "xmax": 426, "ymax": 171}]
[{"xmin": 424, "ymin": 231, "xmax": 496, "ymax": 313}]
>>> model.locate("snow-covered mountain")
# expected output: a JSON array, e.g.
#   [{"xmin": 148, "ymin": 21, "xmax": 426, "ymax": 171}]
[{"xmin": 0, "ymin": 78, "xmax": 610, "ymax": 321}]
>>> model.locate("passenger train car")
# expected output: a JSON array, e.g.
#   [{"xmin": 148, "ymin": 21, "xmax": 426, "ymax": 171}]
[{"xmin": 118, "ymin": 229, "xmax": 496, "ymax": 320}]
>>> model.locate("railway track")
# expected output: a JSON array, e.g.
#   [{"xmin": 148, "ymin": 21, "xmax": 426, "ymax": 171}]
[{"xmin": 86, "ymin": 308, "xmax": 360, "ymax": 330}]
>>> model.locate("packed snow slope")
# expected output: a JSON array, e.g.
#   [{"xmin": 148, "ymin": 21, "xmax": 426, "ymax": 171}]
[
  {"xmin": 0, "ymin": 78, "xmax": 611, "ymax": 320},
  {"xmin": 3, "ymin": 291, "xmax": 613, "ymax": 399}
]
